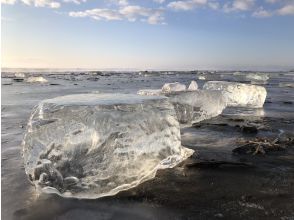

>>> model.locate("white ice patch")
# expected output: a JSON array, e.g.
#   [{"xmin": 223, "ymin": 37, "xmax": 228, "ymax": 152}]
[
  {"xmin": 203, "ymin": 81, "xmax": 267, "ymax": 108},
  {"xmin": 15, "ymin": 73, "xmax": 26, "ymax": 78},
  {"xmin": 162, "ymin": 82, "xmax": 186, "ymax": 93},
  {"xmin": 137, "ymin": 89, "xmax": 162, "ymax": 96},
  {"xmin": 26, "ymin": 76, "xmax": 48, "ymax": 83},
  {"xmin": 22, "ymin": 93, "xmax": 193, "ymax": 199}
]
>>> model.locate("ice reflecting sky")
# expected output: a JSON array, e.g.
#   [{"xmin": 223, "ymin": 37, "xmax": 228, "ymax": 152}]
[{"xmin": 1, "ymin": 0, "xmax": 294, "ymax": 70}]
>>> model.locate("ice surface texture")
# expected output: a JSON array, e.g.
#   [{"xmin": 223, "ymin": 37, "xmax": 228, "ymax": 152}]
[
  {"xmin": 22, "ymin": 94, "xmax": 193, "ymax": 199},
  {"xmin": 203, "ymin": 81, "xmax": 267, "ymax": 108},
  {"xmin": 165, "ymin": 90, "xmax": 227, "ymax": 125}
]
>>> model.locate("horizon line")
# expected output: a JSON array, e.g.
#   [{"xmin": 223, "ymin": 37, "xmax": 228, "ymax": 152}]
[{"xmin": 2, "ymin": 67, "xmax": 294, "ymax": 73}]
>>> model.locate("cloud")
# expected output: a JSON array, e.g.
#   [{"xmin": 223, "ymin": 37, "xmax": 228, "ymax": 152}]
[
  {"xmin": 69, "ymin": 8, "xmax": 122, "ymax": 20},
  {"xmin": 252, "ymin": 7, "xmax": 272, "ymax": 17},
  {"xmin": 21, "ymin": 0, "xmax": 60, "ymax": 8},
  {"xmin": 1, "ymin": 0, "xmax": 17, "ymax": 4},
  {"xmin": 3, "ymin": 0, "xmax": 294, "ymax": 21},
  {"xmin": 153, "ymin": 0, "xmax": 165, "ymax": 3},
  {"xmin": 265, "ymin": 0, "xmax": 279, "ymax": 4},
  {"xmin": 223, "ymin": 0, "xmax": 255, "ymax": 12},
  {"xmin": 1, "ymin": 0, "xmax": 60, "ymax": 7},
  {"xmin": 63, "ymin": 0, "xmax": 86, "ymax": 5},
  {"xmin": 117, "ymin": 0, "xmax": 128, "ymax": 6},
  {"xmin": 167, "ymin": 0, "xmax": 207, "ymax": 11},
  {"xmin": 234, "ymin": 0, "xmax": 254, "ymax": 10},
  {"xmin": 276, "ymin": 3, "xmax": 294, "ymax": 15},
  {"xmin": 208, "ymin": 1, "xmax": 219, "ymax": 10},
  {"xmin": 69, "ymin": 5, "xmax": 165, "ymax": 24}
]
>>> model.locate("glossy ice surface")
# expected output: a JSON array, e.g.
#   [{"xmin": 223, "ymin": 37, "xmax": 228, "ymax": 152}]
[
  {"xmin": 22, "ymin": 93, "xmax": 193, "ymax": 199},
  {"xmin": 203, "ymin": 81, "xmax": 267, "ymax": 108}
]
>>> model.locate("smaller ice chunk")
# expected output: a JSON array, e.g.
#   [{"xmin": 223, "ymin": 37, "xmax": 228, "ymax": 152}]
[
  {"xmin": 198, "ymin": 76, "xmax": 206, "ymax": 80},
  {"xmin": 15, "ymin": 73, "xmax": 26, "ymax": 78},
  {"xmin": 187, "ymin": 81, "xmax": 198, "ymax": 91},
  {"xmin": 203, "ymin": 81, "xmax": 267, "ymax": 108},
  {"xmin": 137, "ymin": 89, "xmax": 162, "ymax": 96},
  {"xmin": 279, "ymin": 82, "xmax": 294, "ymax": 88},
  {"xmin": 166, "ymin": 90, "xmax": 227, "ymax": 125},
  {"xmin": 162, "ymin": 82, "xmax": 186, "ymax": 93},
  {"xmin": 246, "ymin": 73, "xmax": 269, "ymax": 81},
  {"xmin": 27, "ymin": 76, "xmax": 48, "ymax": 83}
]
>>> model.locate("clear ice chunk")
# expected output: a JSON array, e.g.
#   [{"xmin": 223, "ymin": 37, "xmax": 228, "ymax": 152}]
[
  {"xmin": 279, "ymin": 82, "xmax": 294, "ymax": 88},
  {"xmin": 15, "ymin": 72, "xmax": 26, "ymax": 78},
  {"xmin": 198, "ymin": 76, "xmax": 206, "ymax": 80},
  {"xmin": 203, "ymin": 81, "xmax": 267, "ymax": 108},
  {"xmin": 26, "ymin": 76, "xmax": 48, "ymax": 83},
  {"xmin": 187, "ymin": 81, "xmax": 198, "ymax": 91},
  {"xmin": 22, "ymin": 94, "xmax": 193, "ymax": 199},
  {"xmin": 165, "ymin": 90, "xmax": 227, "ymax": 125},
  {"xmin": 162, "ymin": 82, "xmax": 186, "ymax": 93},
  {"xmin": 246, "ymin": 73, "xmax": 269, "ymax": 81},
  {"xmin": 138, "ymin": 81, "xmax": 198, "ymax": 96}
]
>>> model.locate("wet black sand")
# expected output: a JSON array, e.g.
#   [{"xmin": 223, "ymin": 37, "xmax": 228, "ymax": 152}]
[{"xmin": 2, "ymin": 71, "xmax": 294, "ymax": 220}]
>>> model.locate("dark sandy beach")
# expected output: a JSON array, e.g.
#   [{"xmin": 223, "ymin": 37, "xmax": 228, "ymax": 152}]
[{"xmin": 2, "ymin": 71, "xmax": 294, "ymax": 220}]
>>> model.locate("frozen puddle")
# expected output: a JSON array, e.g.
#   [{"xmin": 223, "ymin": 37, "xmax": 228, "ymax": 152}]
[{"xmin": 22, "ymin": 94, "xmax": 193, "ymax": 199}]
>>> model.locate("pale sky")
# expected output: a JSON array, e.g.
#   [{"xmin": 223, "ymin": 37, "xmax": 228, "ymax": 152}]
[{"xmin": 1, "ymin": 0, "xmax": 294, "ymax": 70}]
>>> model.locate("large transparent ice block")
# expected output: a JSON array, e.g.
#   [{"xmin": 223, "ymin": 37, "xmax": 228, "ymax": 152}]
[{"xmin": 22, "ymin": 94, "xmax": 193, "ymax": 199}]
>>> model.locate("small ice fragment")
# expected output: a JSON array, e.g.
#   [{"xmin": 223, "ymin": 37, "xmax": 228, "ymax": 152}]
[
  {"xmin": 137, "ymin": 89, "xmax": 162, "ymax": 96},
  {"xmin": 22, "ymin": 93, "xmax": 193, "ymax": 199},
  {"xmin": 198, "ymin": 76, "xmax": 206, "ymax": 80},
  {"xmin": 279, "ymin": 82, "xmax": 294, "ymax": 88},
  {"xmin": 14, "ymin": 73, "xmax": 26, "ymax": 78},
  {"xmin": 203, "ymin": 81, "xmax": 267, "ymax": 108},
  {"xmin": 187, "ymin": 81, "xmax": 198, "ymax": 91},
  {"xmin": 63, "ymin": 191, "xmax": 73, "ymax": 197},
  {"xmin": 91, "ymin": 90, "xmax": 100, "ymax": 94},
  {"xmin": 26, "ymin": 76, "xmax": 48, "ymax": 83},
  {"xmin": 162, "ymin": 82, "xmax": 186, "ymax": 93}
]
